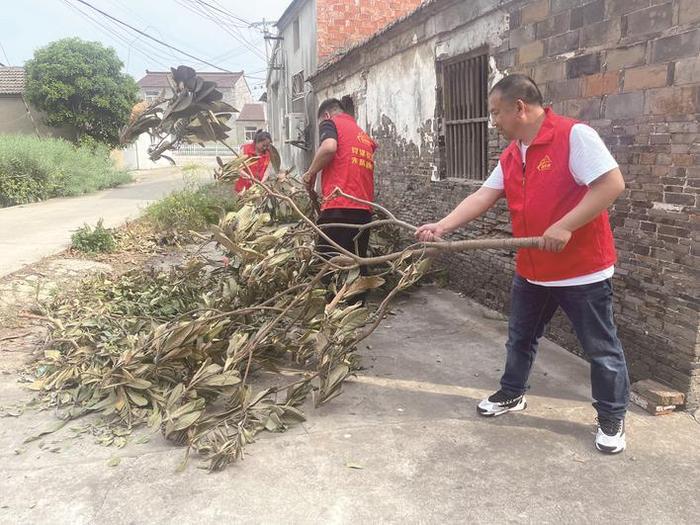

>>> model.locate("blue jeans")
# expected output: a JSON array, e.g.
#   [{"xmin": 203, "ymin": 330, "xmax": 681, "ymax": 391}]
[{"xmin": 500, "ymin": 274, "xmax": 630, "ymax": 419}]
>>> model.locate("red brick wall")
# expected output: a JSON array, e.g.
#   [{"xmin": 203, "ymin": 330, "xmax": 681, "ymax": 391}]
[
  {"xmin": 496, "ymin": 0, "xmax": 700, "ymax": 406},
  {"xmin": 316, "ymin": 0, "xmax": 422, "ymax": 62}
]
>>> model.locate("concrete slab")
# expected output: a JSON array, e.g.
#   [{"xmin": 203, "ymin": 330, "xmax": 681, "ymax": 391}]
[{"xmin": 0, "ymin": 286, "xmax": 698, "ymax": 524}]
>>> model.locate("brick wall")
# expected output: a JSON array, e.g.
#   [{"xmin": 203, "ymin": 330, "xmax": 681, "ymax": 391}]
[
  {"xmin": 316, "ymin": 0, "xmax": 422, "ymax": 62},
  {"xmin": 370, "ymin": 0, "xmax": 700, "ymax": 407}
]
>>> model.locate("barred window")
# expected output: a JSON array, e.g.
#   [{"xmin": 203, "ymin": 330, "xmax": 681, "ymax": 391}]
[
  {"xmin": 441, "ymin": 51, "xmax": 489, "ymax": 179},
  {"xmin": 291, "ymin": 71, "xmax": 305, "ymax": 113}
]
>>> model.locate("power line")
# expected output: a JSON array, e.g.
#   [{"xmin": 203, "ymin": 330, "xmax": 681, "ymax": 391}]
[
  {"xmin": 67, "ymin": 0, "xmax": 206, "ymax": 68},
  {"xmin": 61, "ymin": 0, "xmax": 175, "ymax": 69},
  {"xmin": 178, "ymin": 0, "xmax": 266, "ymax": 60},
  {"xmin": 173, "ymin": 0, "xmax": 255, "ymax": 57},
  {"xmin": 184, "ymin": 0, "xmax": 265, "ymax": 59},
  {"xmin": 210, "ymin": 46, "xmax": 250, "ymax": 62},
  {"xmin": 71, "ymin": 0, "xmax": 235, "ymax": 72},
  {"xmin": 104, "ymin": 0, "xmax": 181, "ymax": 63},
  {"xmin": 64, "ymin": 0, "xmax": 172, "ymax": 63},
  {"xmin": 105, "ymin": 0, "xmax": 222, "ymax": 66},
  {"xmin": 193, "ymin": 0, "xmax": 252, "ymax": 27}
]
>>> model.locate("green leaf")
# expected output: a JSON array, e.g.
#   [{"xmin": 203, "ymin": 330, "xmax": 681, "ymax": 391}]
[
  {"xmin": 326, "ymin": 364, "xmax": 350, "ymax": 391},
  {"xmin": 168, "ymin": 409, "xmax": 203, "ymax": 433},
  {"xmin": 127, "ymin": 390, "xmax": 149, "ymax": 407},
  {"xmin": 345, "ymin": 276, "xmax": 385, "ymax": 298},
  {"xmin": 23, "ymin": 420, "xmax": 68, "ymax": 444},
  {"xmin": 199, "ymin": 372, "xmax": 241, "ymax": 387}
]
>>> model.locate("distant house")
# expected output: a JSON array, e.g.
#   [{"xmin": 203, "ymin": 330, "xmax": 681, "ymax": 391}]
[
  {"xmin": 235, "ymin": 103, "xmax": 267, "ymax": 146},
  {"xmin": 136, "ymin": 70, "xmax": 254, "ymax": 114},
  {"xmin": 123, "ymin": 70, "xmax": 263, "ymax": 168},
  {"xmin": 0, "ymin": 67, "xmax": 65, "ymax": 137}
]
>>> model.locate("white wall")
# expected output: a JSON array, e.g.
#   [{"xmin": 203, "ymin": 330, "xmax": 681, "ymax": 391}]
[
  {"xmin": 122, "ymin": 133, "xmax": 174, "ymax": 171},
  {"xmin": 231, "ymin": 77, "xmax": 254, "ymax": 110},
  {"xmin": 313, "ymin": 4, "xmax": 509, "ymax": 163},
  {"xmin": 267, "ymin": 0, "xmax": 318, "ymax": 174},
  {"xmin": 0, "ymin": 96, "xmax": 73, "ymax": 139}
]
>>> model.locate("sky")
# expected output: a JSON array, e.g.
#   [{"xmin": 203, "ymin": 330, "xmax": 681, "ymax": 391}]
[{"xmin": 0, "ymin": 0, "xmax": 293, "ymax": 97}]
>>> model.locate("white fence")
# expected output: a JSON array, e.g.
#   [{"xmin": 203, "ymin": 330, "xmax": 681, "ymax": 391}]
[{"xmin": 175, "ymin": 143, "xmax": 239, "ymax": 157}]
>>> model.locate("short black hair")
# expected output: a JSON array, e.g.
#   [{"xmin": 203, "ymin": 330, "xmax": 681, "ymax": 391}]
[
  {"xmin": 489, "ymin": 74, "xmax": 544, "ymax": 106},
  {"xmin": 317, "ymin": 98, "xmax": 345, "ymax": 119},
  {"xmin": 253, "ymin": 129, "xmax": 271, "ymax": 143}
]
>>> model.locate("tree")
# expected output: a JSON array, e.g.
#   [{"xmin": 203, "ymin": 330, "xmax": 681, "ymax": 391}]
[{"xmin": 25, "ymin": 38, "xmax": 139, "ymax": 148}]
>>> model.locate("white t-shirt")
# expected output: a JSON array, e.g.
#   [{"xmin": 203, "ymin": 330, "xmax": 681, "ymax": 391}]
[{"xmin": 483, "ymin": 124, "xmax": 618, "ymax": 287}]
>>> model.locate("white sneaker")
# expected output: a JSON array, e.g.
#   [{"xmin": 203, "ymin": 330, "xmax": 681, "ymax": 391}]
[
  {"xmin": 477, "ymin": 389, "xmax": 527, "ymax": 417},
  {"xmin": 595, "ymin": 416, "xmax": 626, "ymax": 454}
]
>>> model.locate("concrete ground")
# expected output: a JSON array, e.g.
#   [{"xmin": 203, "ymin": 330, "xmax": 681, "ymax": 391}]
[
  {"xmin": 0, "ymin": 286, "xmax": 698, "ymax": 524},
  {"xmin": 0, "ymin": 167, "xmax": 210, "ymax": 278}
]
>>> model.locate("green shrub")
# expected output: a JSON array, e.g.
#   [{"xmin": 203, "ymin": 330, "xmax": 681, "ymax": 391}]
[
  {"xmin": 0, "ymin": 134, "xmax": 131, "ymax": 207},
  {"xmin": 71, "ymin": 219, "xmax": 116, "ymax": 253},
  {"xmin": 144, "ymin": 182, "xmax": 239, "ymax": 233}
]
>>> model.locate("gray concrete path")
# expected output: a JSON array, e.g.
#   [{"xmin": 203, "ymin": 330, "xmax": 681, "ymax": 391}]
[
  {"xmin": 0, "ymin": 167, "xmax": 210, "ymax": 278},
  {"xmin": 1, "ymin": 286, "xmax": 698, "ymax": 524}
]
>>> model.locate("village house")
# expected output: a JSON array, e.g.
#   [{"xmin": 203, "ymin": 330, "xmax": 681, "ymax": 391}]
[
  {"xmin": 0, "ymin": 66, "xmax": 69, "ymax": 138},
  {"xmin": 234, "ymin": 103, "xmax": 267, "ymax": 146},
  {"xmin": 266, "ymin": 0, "xmax": 423, "ymax": 173},
  {"xmin": 137, "ymin": 70, "xmax": 254, "ymax": 111},
  {"xmin": 125, "ymin": 70, "xmax": 260, "ymax": 168}
]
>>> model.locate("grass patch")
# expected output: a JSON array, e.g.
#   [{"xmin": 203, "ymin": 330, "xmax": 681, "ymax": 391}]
[
  {"xmin": 0, "ymin": 134, "xmax": 131, "ymax": 207},
  {"xmin": 143, "ymin": 182, "xmax": 238, "ymax": 233},
  {"xmin": 71, "ymin": 219, "xmax": 116, "ymax": 253}
]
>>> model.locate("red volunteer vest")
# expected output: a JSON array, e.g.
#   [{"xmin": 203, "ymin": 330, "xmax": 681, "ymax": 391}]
[
  {"xmin": 501, "ymin": 108, "xmax": 617, "ymax": 281},
  {"xmin": 320, "ymin": 113, "xmax": 376, "ymax": 211},
  {"xmin": 235, "ymin": 142, "xmax": 270, "ymax": 192}
]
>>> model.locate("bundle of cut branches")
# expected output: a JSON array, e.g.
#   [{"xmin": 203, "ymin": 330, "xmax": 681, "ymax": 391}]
[
  {"xmin": 27, "ymin": 173, "xmax": 429, "ymax": 470},
  {"xmin": 28, "ymin": 168, "xmax": 542, "ymax": 471},
  {"xmin": 32, "ymin": 65, "xmax": 543, "ymax": 471}
]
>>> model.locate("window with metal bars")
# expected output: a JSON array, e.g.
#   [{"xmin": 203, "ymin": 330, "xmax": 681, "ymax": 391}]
[
  {"xmin": 440, "ymin": 51, "xmax": 489, "ymax": 180},
  {"xmin": 291, "ymin": 71, "xmax": 305, "ymax": 113}
]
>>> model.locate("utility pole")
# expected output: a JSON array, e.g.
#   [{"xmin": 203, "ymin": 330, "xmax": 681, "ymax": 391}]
[{"xmin": 250, "ymin": 19, "xmax": 279, "ymax": 76}]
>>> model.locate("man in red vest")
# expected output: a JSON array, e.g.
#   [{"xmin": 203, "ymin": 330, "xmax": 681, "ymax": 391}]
[
  {"xmin": 417, "ymin": 74, "xmax": 629, "ymax": 454},
  {"xmin": 303, "ymin": 98, "xmax": 376, "ymax": 303}
]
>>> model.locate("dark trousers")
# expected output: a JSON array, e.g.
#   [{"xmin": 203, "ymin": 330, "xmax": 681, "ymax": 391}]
[
  {"xmin": 500, "ymin": 274, "xmax": 630, "ymax": 419},
  {"xmin": 316, "ymin": 208, "xmax": 372, "ymax": 303},
  {"xmin": 316, "ymin": 208, "xmax": 372, "ymax": 267}
]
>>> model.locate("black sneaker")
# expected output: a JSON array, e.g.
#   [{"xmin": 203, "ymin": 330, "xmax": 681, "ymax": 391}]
[
  {"xmin": 477, "ymin": 389, "xmax": 527, "ymax": 417},
  {"xmin": 595, "ymin": 416, "xmax": 626, "ymax": 454}
]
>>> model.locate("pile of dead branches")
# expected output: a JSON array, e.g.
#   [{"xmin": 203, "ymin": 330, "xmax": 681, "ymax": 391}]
[
  {"xmin": 27, "ymin": 66, "xmax": 543, "ymax": 472},
  {"xmin": 27, "ymin": 169, "xmax": 431, "ymax": 471}
]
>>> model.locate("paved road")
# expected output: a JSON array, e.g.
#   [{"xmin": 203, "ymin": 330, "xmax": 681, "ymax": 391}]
[
  {"xmin": 0, "ymin": 167, "xmax": 210, "ymax": 278},
  {"xmin": 1, "ymin": 287, "xmax": 698, "ymax": 523}
]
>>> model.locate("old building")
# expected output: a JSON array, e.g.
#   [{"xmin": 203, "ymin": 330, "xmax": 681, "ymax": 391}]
[
  {"xmin": 309, "ymin": 0, "xmax": 700, "ymax": 407},
  {"xmin": 234, "ymin": 103, "xmax": 267, "ymax": 146},
  {"xmin": 126, "ymin": 70, "xmax": 259, "ymax": 168},
  {"xmin": 0, "ymin": 67, "xmax": 68, "ymax": 138},
  {"xmin": 136, "ymin": 70, "xmax": 254, "ymax": 112},
  {"xmin": 266, "ymin": 0, "xmax": 423, "ymax": 173}
]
